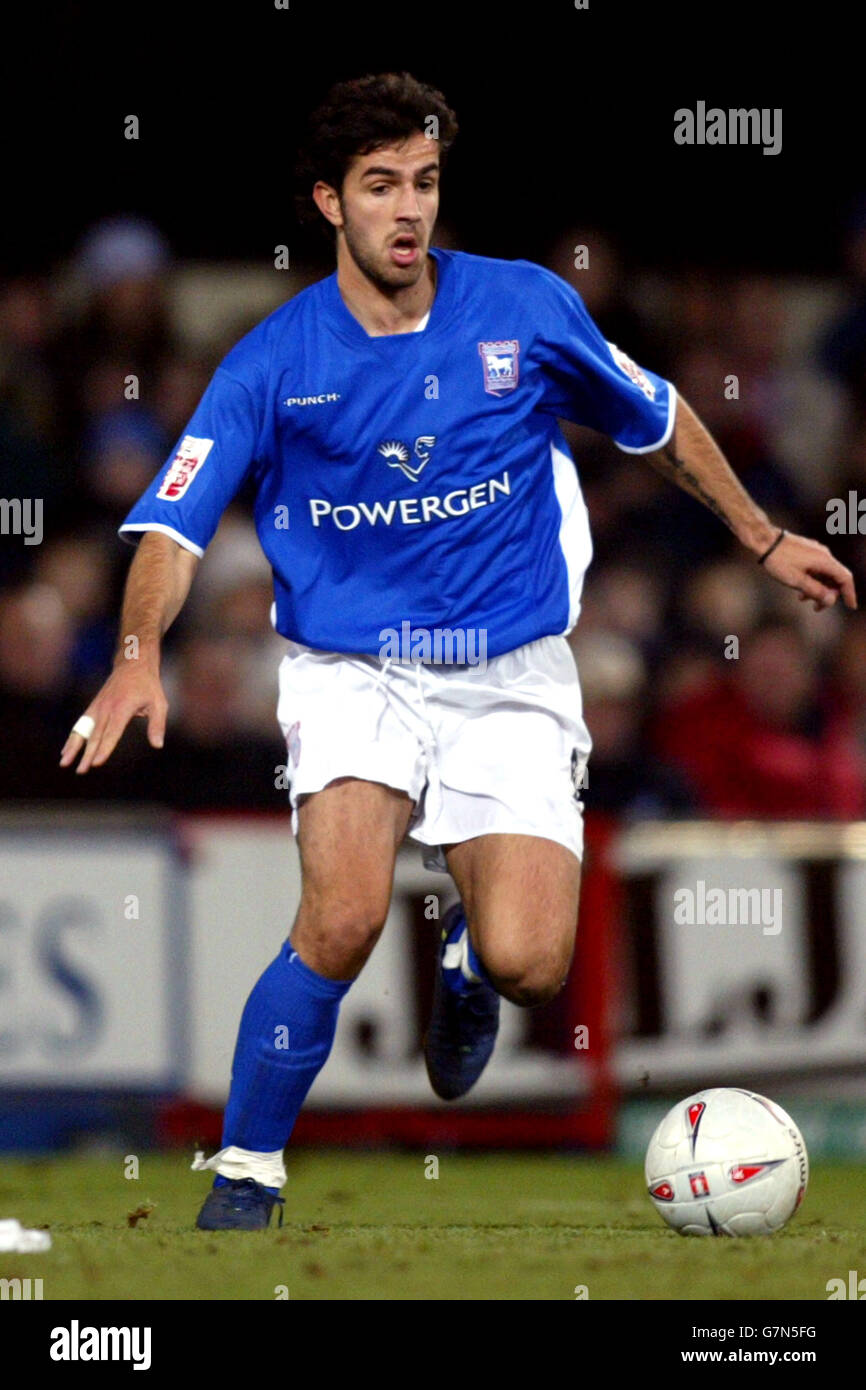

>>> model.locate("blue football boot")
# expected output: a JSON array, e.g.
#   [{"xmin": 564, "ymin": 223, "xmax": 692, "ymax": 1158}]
[
  {"xmin": 196, "ymin": 1178, "xmax": 285, "ymax": 1230},
  {"xmin": 424, "ymin": 902, "xmax": 500, "ymax": 1100}
]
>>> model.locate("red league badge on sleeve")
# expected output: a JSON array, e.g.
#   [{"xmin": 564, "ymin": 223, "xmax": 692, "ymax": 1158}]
[
  {"xmin": 157, "ymin": 436, "xmax": 215, "ymax": 501},
  {"xmin": 608, "ymin": 343, "xmax": 657, "ymax": 401}
]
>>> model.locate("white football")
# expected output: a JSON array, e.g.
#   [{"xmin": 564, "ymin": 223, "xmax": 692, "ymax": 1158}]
[{"xmin": 644, "ymin": 1087, "xmax": 809, "ymax": 1236}]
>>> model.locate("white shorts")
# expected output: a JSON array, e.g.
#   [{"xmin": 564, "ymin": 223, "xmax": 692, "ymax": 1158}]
[{"xmin": 276, "ymin": 635, "xmax": 591, "ymax": 871}]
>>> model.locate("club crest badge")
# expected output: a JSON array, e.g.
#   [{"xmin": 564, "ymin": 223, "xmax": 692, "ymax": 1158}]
[{"xmin": 478, "ymin": 340, "xmax": 520, "ymax": 395}]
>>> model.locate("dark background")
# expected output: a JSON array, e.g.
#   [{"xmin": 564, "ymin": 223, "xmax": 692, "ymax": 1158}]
[
  {"xmin": 3, "ymin": 0, "xmax": 865, "ymax": 824},
  {"xmin": 5, "ymin": 0, "xmax": 856, "ymax": 274}
]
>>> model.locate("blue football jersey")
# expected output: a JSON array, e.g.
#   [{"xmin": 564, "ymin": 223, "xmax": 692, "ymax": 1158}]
[{"xmin": 119, "ymin": 248, "xmax": 675, "ymax": 659}]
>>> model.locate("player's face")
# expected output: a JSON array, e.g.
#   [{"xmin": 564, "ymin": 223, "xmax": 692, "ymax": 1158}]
[{"xmin": 337, "ymin": 133, "xmax": 440, "ymax": 291}]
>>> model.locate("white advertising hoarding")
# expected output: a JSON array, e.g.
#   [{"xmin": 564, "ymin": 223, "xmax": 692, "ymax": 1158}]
[
  {"xmin": 3, "ymin": 815, "xmax": 866, "ymax": 1101},
  {"xmin": 615, "ymin": 822, "xmax": 866, "ymax": 1085},
  {"xmin": 0, "ymin": 820, "xmax": 185, "ymax": 1087},
  {"xmin": 185, "ymin": 818, "xmax": 586, "ymax": 1105}
]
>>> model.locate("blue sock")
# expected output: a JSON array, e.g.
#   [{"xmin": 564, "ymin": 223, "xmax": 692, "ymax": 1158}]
[
  {"xmin": 217, "ymin": 941, "xmax": 352, "ymax": 1181},
  {"xmin": 442, "ymin": 909, "xmax": 492, "ymax": 995},
  {"xmin": 213, "ymin": 1173, "xmax": 281, "ymax": 1194}
]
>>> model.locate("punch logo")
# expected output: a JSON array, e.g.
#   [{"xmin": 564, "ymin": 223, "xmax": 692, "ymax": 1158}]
[
  {"xmin": 50, "ymin": 1320, "xmax": 152, "ymax": 1370},
  {"xmin": 283, "ymin": 393, "xmax": 340, "ymax": 407},
  {"xmin": 674, "ymin": 102, "xmax": 782, "ymax": 156},
  {"xmin": 377, "ymin": 435, "xmax": 437, "ymax": 483},
  {"xmin": 156, "ymin": 435, "xmax": 214, "ymax": 501},
  {"xmin": 479, "ymin": 340, "xmax": 520, "ymax": 395}
]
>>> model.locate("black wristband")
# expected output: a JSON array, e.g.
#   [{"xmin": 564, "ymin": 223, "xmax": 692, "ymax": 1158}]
[{"xmin": 758, "ymin": 529, "xmax": 787, "ymax": 565}]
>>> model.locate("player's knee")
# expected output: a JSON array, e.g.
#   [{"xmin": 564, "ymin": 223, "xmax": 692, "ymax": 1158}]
[
  {"xmin": 322, "ymin": 901, "xmax": 388, "ymax": 954},
  {"xmin": 295, "ymin": 890, "xmax": 389, "ymax": 973},
  {"xmin": 502, "ymin": 971, "xmax": 566, "ymax": 1008},
  {"xmin": 482, "ymin": 944, "xmax": 570, "ymax": 1008}
]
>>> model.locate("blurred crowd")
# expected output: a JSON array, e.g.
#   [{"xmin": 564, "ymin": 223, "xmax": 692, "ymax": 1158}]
[{"xmin": 2, "ymin": 213, "xmax": 866, "ymax": 819}]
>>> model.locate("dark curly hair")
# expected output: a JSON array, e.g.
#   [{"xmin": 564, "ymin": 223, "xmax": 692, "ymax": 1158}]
[{"xmin": 294, "ymin": 72, "xmax": 458, "ymax": 230}]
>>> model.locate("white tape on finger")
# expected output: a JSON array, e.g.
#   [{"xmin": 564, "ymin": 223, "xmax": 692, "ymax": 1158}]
[{"xmin": 72, "ymin": 715, "xmax": 96, "ymax": 740}]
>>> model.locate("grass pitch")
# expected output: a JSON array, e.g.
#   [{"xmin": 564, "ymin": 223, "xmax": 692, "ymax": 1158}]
[{"xmin": 1, "ymin": 1151, "xmax": 863, "ymax": 1300}]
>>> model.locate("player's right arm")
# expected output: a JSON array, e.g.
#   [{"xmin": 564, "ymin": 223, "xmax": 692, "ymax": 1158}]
[
  {"xmin": 60, "ymin": 349, "xmax": 267, "ymax": 773},
  {"xmin": 60, "ymin": 531, "xmax": 199, "ymax": 773}
]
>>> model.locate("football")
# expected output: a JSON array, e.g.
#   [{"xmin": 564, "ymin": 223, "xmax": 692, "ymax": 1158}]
[{"xmin": 645, "ymin": 1088, "xmax": 809, "ymax": 1236}]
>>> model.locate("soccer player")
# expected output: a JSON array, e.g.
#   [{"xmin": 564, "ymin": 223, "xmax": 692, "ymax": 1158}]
[{"xmin": 60, "ymin": 72, "xmax": 856, "ymax": 1229}]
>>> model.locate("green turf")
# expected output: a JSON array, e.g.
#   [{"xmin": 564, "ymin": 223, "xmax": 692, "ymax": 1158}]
[{"xmin": 0, "ymin": 1152, "xmax": 863, "ymax": 1300}]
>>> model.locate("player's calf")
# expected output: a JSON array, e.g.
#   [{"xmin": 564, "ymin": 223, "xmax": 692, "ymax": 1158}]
[{"xmin": 444, "ymin": 833, "xmax": 581, "ymax": 1007}]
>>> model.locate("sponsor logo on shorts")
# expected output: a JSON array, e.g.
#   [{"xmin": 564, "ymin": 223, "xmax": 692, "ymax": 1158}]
[
  {"xmin": 571, "ymin": 748, "xmax": 588, "ymax": 798},
  {"xmin": 479, "ymin": 340, "xmax": 519, "ymax": 395},
  {"xmin": 156, "ymin": 435, "xmax": 214, "ymax": 500},
  {"xmin": 286, "ymin": 721, "xmax": 301, "ymax": 767}
]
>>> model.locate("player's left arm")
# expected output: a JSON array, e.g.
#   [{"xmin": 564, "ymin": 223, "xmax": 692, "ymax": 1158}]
[{"xmin": 647, "ymin": 391, "xmax": 857, "ymax": 612}]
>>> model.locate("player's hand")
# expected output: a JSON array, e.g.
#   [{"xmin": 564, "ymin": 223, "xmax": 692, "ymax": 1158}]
[
  {"xmin": 761, "ymin": 532, "xmax": 858, "ymax": 613},
  {"xmin": 59, "ymin": 662, "xmax": 169, "ymax": 774}
]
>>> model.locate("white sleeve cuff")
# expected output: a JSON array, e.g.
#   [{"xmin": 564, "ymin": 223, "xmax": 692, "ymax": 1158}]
[
  {"xmin": 614, "ymin": 382, "xmax": 677, "ymax": 455},
  {"xmin": 118, "ymin": 522, "xmax": 205, "ymax": 558}
]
